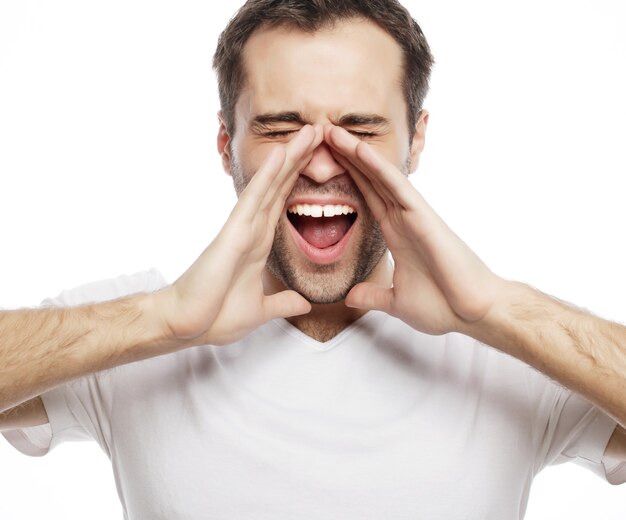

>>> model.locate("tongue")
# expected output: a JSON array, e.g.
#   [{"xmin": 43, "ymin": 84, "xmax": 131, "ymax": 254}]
[{"xmin": 299, "ymin": 215, "xmax": 352, "ymax": 249}]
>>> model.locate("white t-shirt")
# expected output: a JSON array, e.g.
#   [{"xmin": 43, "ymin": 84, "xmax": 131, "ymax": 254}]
[{"xmin": 4, "ymin": 270, "xmax": 626, "ymax": 519}]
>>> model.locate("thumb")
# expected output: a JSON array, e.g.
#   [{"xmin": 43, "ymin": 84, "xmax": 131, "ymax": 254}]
[
  {"xmin": 263, "ymin": 290, "xmax": 312, "ymax": 321},
  {"xmin": 345, "ymin": 282, "xmax": 393, "ymax": 313}
]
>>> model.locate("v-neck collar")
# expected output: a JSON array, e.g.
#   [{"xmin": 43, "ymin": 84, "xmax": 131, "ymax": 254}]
[{"xmin": 271, "ymin": 311, "xmax": 389, "ymax": 352}]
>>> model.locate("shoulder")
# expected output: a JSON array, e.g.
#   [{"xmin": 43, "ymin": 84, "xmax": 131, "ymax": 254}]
[{"xmin": 40, "ymin": 268, "xmax": 168, "ymax": 307}]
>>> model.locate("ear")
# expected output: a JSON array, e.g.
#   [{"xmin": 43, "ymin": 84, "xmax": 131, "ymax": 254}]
[
  {"xmin": 408, "ymin": 110, "xmax": 429, "ymax": 174},
  {"xmin": 217, "ymin": 111, "xmax": 233, "ymax": 176}
]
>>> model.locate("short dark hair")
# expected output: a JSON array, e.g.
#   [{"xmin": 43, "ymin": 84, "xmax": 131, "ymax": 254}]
[{"xmin": 213, "ymin": 0, "xmax": 434, "ymax": 137}]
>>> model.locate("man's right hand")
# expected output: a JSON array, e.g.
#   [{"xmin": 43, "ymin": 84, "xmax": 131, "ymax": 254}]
[
  {"xmin": 155, "ymin": 124, "xmax": 323, "ymax": 346},
  {"xmin": 0, "ymin": 125, "xmax": 322, "ymax": 414}
]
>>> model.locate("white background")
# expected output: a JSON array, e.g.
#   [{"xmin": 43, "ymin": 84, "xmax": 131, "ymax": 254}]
[{"xmin": 1, "ymin": 0, "xmax": 625, "ymax": 518}]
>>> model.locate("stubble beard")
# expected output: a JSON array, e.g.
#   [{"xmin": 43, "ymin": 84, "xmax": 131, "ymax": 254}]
[
  {"xmin": 231, "ymin": 157, "xmax": 392, "ymax": 305},
  {"xmin": 267, "ymin": 211, "xmax": 387, "ymax": 304}
]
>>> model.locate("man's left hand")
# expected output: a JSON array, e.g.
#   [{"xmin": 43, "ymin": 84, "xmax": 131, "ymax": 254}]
[
  {"xmin": 325, "ymin": 124, "xmax": 626, "ymax": 451},
  {"xmin": 325, "ymin": 124, "xmax": 507, "ymax": 336}
]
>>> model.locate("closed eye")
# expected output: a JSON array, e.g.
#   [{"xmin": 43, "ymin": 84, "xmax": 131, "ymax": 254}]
[
  {"xmin": 263, "ymin": 130, "xmax": 377, "ymax": 139},
  {"xmin": 349, "ymin": 131, "xmax": 376, "ymax": 139},
  {"xmin": 264, "ymin": 130, "xmax": 298, "ymax": 139}
]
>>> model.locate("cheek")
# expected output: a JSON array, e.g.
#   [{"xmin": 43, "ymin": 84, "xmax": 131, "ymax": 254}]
[
  {"xmin": 229, "ymin": 154, "xmax": 253, "ymax": 196},
  {"xmin": 236, "ymin": 138, "xmax": 284, "ymax": 175},
  {"xmin": 368, "ymin": 140, "xmax": 410, "ymax": 171},
  {"xmin": 232, "ymin": 140, "xmax": 292, "ymax": 197}
]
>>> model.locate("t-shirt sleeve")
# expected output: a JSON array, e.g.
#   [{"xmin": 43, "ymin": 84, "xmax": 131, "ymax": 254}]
[
  {"xmin": 1, "ymin": 268, "xmax": 168, "ymax": 457},
  {"xmin": 2, "ymin": 383, "xmax": 92, "ymax": 457},
  {"xmin": 537, "ymin": 384, "xmax": 626, "ymax": 485}
]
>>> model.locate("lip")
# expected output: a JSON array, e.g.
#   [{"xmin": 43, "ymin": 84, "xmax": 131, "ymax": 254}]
[{"xmin": 285, "ymin": 203, "xmax": 358, "ymax": 265}]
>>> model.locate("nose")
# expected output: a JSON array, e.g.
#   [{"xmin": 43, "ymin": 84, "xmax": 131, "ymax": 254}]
[{"xmin": 300, "ymin": 141, "xmax": 345, "ymax": 184}]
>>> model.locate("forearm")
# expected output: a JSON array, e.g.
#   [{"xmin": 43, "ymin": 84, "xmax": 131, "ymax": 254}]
[
  {"xmin": 461, "ymin": 280, "xmax": 626, "ymax": 428},
  {"xmin": 0, "ymin": 292, "xmax": 178, "ymax": 412}
]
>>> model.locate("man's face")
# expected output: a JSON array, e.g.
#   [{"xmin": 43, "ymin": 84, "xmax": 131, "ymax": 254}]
[{"xmin": 220, "ymin": 18, "xmax": 425, "ymax": 304}]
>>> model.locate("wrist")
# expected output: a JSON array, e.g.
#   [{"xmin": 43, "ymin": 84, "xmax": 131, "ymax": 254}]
[
  {"xmin": 135, "ymin": 289, "xmax": 188, "ymax": 353},
  {"xmin": 455, "ymin": 279, "xmax": 534, "ymax": 358}
]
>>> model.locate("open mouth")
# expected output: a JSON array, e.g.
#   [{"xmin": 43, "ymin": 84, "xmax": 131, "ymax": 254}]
[{"xmin": 287, "ymin": 204, "xmax": 357, "ymax": 248}]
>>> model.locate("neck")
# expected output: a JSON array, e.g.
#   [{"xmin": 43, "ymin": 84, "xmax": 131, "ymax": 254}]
[
  {"xmin": 263, "ymin": 253, "xmax": 393, "ymax": 343},
  {"xmin": 287, "ymin": 301, "xmax": 367, "ymax": 343}
]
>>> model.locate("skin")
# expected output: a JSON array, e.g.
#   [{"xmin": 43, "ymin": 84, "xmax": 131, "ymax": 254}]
[
  {"xmin": 215, "ymin": 19, "xmax": 626, "ymax": 455},
  {"xmin": 2, "ymin": 17, "xmax": 626, "ymax": 462},
  {"xmin": 218, "ymin": 20, "xmax": 427, "ymax": 339}
]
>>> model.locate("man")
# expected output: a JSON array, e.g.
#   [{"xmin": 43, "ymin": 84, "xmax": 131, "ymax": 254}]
[{"xmin": 1, "ymin": 0, "xmax": 625, "ymax": 518}]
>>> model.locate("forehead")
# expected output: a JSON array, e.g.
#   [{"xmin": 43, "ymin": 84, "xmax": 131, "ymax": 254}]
[{"xmin": 236, "ymin": 18, "xmax": 405, "ymax": 124}]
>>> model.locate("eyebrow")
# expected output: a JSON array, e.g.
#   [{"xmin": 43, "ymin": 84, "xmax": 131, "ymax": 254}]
[
  {"xmin": 336, "ymin": 113, "xmax": 389, "ymax": 127},
  {"xmin": 252, "ymin": 111, "xmax": 307, "ymax": 129},
  {"xmin": 250, "ymin": 111, "xmax": 391, "ymax": 131}
]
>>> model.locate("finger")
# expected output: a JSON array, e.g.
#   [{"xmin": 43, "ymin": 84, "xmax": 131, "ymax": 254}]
[
  {"xmin": 326, "ymin": 125, "xmax": 416, "ymax": 209},
  {"xmin": 266, "ymin": 156, "xmax": 313, "ymax": 227},
  {"xmin": 273, "ymin": 132, "xmax": 322, "ymax": 205},
  {"xmin": 329, "ymin": 148, "xmax": 388, "ymax": 219},
  {"xmin": 323, "ymin": 123, "xmax": 365, "ymax": 165},
  {"xmin": 329, "ymin": 126, "xmax": 448, "ymax": 247},
  {"xmin": 264, "ymin": 124, "xmax": 322, "ymax": 206},
  {"xmin": 268, "ymin": 149, "xmax": 316, "ymax": 224},
  {"xmin": 265, "ymin": 125, "xmax": 324, "ymax": 221},
  {"xmin": 235, "ymin": 126, "xmax": 317, "ymax": 226},
  {"xmin": 325, "ymin": 125, "xmax": 397, "ymax": 205},
  {"xmin": 345, "ymin": 282, "xmax": 393, "ymax": 314},
  {"xmin": 236, "ymin": 145, "xmax": 287, "ymax": 216},
  {"xmin": 263, "ymin": 290, "xmax": 312, "ymax": 320},
  {"xmin": 355, "ymin": 141, "xmax": 417, "ymax": 209},
  {"xmin": 325, "ymin": 124, "xmax": 403, "ymax": 205}
]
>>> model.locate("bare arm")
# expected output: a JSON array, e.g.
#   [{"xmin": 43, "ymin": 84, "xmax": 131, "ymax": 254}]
[
  {"xmin": 326, "ymin": 124, "xmax": 626, "ymax": 462},
  {"xmin": 0, "ymin": 397, "xmax": 48, "ymax": 431},
  {"xmin": 0, "ymin": 125, "xmax": 322, "ymax": 416},
  {"xmin": 0, "ymin": 295, "xmax": 168, "ymax": 413},
  {"xmin": 605, "ymin": 425, "xmax": 626, "ymax": 460}
]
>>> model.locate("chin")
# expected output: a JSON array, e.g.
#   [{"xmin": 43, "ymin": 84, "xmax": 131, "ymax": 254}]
[{"xmin": 266, "ymin": 224, "xmax": 387, "ymax": 305}]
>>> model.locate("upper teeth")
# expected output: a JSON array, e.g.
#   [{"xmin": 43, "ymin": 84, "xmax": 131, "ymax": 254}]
[{"xmin": 287, "ymin": 204, "xmax": 356, "ymax": 218}]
